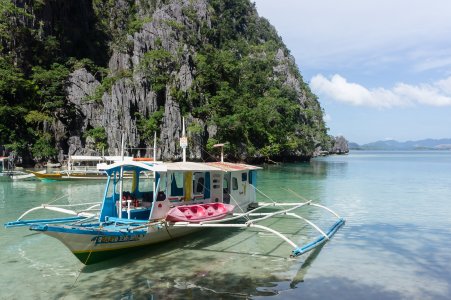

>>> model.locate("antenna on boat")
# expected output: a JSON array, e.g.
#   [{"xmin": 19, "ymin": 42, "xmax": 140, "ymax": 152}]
[
  {"xmin": 153, "ymin": 131, "xmax": 157, "ymax": 161},
  {"xmin": 180, "ymin": 117, "xmax": 188, "ymax": 162},
  {"xmin": 117, "ymin": 133, "xmax": 125, "ymax": 218},
  {"xmin": 213, "ymin": 143, "xmax": 225, "ymax": 163}
]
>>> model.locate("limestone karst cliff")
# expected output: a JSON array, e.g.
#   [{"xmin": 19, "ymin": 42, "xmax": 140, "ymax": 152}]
[{"xmin": 1, "ymin": 0, "xmax": 334, "ymax": 164}]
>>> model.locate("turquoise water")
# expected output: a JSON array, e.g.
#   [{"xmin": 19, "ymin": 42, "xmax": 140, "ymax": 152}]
[{"xmin": 1, "ymin": 151, "xmax": 450, "ymax": 299}]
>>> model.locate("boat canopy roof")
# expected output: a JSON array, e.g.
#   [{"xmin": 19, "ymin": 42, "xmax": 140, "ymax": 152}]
[
  {"xmin": 165, "ymin": 162, "xmax": 223, "ymax": 172},
  {"xmin": 104, "ymin": 161, "xmax": 261, "ymax": 175},
  {"xmin": 164, "ymin": 161, "xmax": 261, "ymax": 172},
  {"xmin": 105, "ymin": 161, "xmax": 167, "ymax": 175},
  {"xmin": 206, "ymin": 162, "xmax": 262, "ymax": 171}
]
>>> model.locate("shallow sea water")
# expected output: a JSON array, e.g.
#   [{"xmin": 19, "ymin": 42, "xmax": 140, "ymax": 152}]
[{"xmin": 1, "ymin": 151, "xmax": 450, "ymax": 299}]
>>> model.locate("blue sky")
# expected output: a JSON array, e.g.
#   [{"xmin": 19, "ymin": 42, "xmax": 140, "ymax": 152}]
[{"xmin": 253, "ymin": 0, "xmax": 451, "ymax": 144}]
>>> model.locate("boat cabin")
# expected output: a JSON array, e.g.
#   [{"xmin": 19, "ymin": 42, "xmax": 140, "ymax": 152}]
[{"xmin": 99, "ymin": 161, "xmax": 260, "ymax": 222}]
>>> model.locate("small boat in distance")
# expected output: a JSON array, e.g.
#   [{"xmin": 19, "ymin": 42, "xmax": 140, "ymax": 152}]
[
  {"xmin": 31, "ymin": 155, "xmax": 140, "ymax": 181},
  {"xmin": 0, "ymin": 156, "xmax": 37, "ymax": 181}
]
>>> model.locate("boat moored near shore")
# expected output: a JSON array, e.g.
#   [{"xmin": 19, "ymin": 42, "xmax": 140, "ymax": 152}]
[
  {"xmin": 5, "ymin": 129, "xmax": 344, "ymax": 264},
  {"xmin": 5, "ymin": 157, "xmax": 344, "ymax": 264}
]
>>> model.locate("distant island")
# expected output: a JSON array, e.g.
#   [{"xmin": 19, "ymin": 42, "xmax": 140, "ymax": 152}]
[{"xmin": 349, "ymin": 139, "xmax": 451, "ymax": 150}]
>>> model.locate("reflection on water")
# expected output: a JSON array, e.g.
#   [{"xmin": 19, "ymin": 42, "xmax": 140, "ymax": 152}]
[
  {"xmin": 0, "ymin": 178, "xmax": 336, "ymax": 299},
  {"xmin": 0, "ymin": 183, "xmax": 5, "ymax": 208},
  {"xmin": 66, "ymin": 228, "xmax": 326, "ymax": 299},
  {"xmin": 1, "ymin": 151, "xmax": 451, "ymax": 299}
]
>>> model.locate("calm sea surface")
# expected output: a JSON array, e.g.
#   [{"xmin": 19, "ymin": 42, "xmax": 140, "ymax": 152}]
[{"xmin": 1, "ymin": 151, "xmax": 450, "ymax": 299}]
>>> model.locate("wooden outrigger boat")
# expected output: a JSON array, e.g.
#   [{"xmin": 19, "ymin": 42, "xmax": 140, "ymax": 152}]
[
  {"xmin": 31, "ymin": 155, "xmax": 140, "ymax": 181},
  {"xmin": 5, "ymin": 130, "xmax": 344, "ymax": 265}
]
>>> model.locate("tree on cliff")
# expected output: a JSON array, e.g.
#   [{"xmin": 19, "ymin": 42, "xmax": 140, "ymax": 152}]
[{"xmin": 1, "ymin": 0, "xmax": 333, "ymax": 164}]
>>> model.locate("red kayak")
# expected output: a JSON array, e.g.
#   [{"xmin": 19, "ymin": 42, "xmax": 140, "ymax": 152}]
[{"xmin": 166, "ymin": 203, "xmax": 235, "ymax": 223}]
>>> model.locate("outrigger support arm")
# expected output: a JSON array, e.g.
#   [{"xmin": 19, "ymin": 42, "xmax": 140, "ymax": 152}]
[
  {"xmin": 5, "ymin": 216, "xmax": 86, "ymax": 228},
  {"xmin": 172, "ymin": 221, "xmax": 299, "ymax": 249},
  {"xmin": 244, "ymin": 202, "xmax": 310, "ymax": 225},
  {"xmin": 4, "ymin": 202, "xmax": 100, "ymax": 228},
  {"xmin": 243, "ymin": 212, "xmax": 330, "ymax": 239},
  {"xmin": 171, "ymin": 201, "xmax": 345, "ymax": 258}
]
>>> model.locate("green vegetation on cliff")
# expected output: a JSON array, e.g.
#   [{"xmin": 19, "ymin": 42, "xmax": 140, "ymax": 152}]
[
  {"xmin": 174, "ymin": 0, "xmax": 331, "ymax": 160},
  {"xmin": 0, "ymin": 0, "xmax": 108, "ymax": 162},
  {"xmin": 0, "ymin": 0, "xmax": 332, "ymax": 164}
]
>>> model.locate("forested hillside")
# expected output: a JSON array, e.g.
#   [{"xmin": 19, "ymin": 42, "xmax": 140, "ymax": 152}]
[{"xmin": 0, "ymin": 0, "xmax": 334, "ymax": 165}]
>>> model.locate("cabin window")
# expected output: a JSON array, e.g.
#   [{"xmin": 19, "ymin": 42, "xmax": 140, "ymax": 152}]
[
  {"xmin": 138, "ymin": 171, "xmax": 152, "ymax": 192},
  {"xmin": 248, "ymin": 170, "xmax": 253, "ymax": 185},
  {"xmin": 232, "ymin": 177, "xmax": 238, "ymax": 191},
  {"xmin": 196, "ymin": 177, "xmax": 205, "ymax": 193},
  {"xmin": 106, "ymin": 176, "xmax": 115, "ymax": 198},
  {"xmin": 241, "ymin": 172, "xmax": 247, "ymax": 182},
  {"xmin": 158, "ymin": 174, "xmax": 166, "ymax": 192},
  {"xmin": 170, "ymin": 172, "xmax": 184, "ymax": 196},
  {"xmin": 192, "ymin": 172, "xmax": 205, "ymax": 195},
  {"xmin": 122, "ymin": 174, "xmax": 133, "ymax": 192},
  {"xmin": 223, "ymin": 177, "xmax": 229, "ymax": 193}
]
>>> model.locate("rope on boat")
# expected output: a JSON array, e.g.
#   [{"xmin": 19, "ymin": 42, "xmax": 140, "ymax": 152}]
[
  {"xmin": 229, "ymin": 193, "xmax": 250, "ymax": 221},
  {"xmin": 125, "ymin": 221, "xmax": 164, "ymax": 232},
  {"xmin": 46, "ymin": 202, "xmax": 101, "ymax": 207},
  {"xmin": 14, "ymin": 201, "xmax": 101, "ymax": 222},
  {"xmin": 309, "ymin": 203, "xmax": 342, "ymax": 219},
  {"xmin": 245, "ymin": 202, "xmax": 310, "ymax": 225},
  {"xmin": 242, "ymin": 211, "xmax": 329, "ymax": 239},
  {"xmin": 285, "ymin": 213, "xmax": 329, "ymax": 239},
  {"xmin": 83, "ymin": 241, "xmax": 96, "ymax": 265},
  {"xmin": 46, "ymin": 194, "xmax": 69, "ymax": 206},
  {"xmin": 251, "ymin": 184, "xmax": 276, "ymax": 204},
  {"xmin": 191, "ymin": 200, "xmax": 345, "ymax": 258},
  {"xmin": 282, "ymin": 188, "xmax": 343, "ymax": 219},
  {"xmin": 282, "ymin": 188, "xmax": 310, "ymax": 202},
  {"xmin": 72, "ymin": 215, "xmax": 97, "ymax": 225},
  {"xmin": 202, "ymin": 202, "xmax": 275, "ymax": 224},
  {"xmin": 68, "ymin": 240, "xmax": 96, "ymax": 296}
]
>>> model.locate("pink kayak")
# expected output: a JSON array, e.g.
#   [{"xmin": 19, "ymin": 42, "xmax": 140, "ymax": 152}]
[{"xmin": 166, "ymin": 203, "xmax": 235, "ymax": 223}]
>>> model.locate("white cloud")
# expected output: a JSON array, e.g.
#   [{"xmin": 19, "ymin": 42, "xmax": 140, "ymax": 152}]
[
  {"xmin": 311, "ymin": 74, "xmax": 451, "ymax": 108},
  {"xmin": 436, "ymin": 77, "xmax": 451, "ymax": 95}
]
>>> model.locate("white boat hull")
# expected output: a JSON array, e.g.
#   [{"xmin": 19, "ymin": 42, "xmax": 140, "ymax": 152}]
[{"xmin": 36, "ymin": 223, "xmax": 200, "ymax": 264}]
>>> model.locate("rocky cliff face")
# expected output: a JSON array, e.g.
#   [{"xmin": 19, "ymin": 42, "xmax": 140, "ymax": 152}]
[
  {"xmin": 60, "ymin": 0, "xmax": 209, "ymax": 160},
  {"xmin": 35, "ymin": 0, "xmax": 332, "ymax": 162},
  {"xmin": 331, "ymin": 136, "xmax": 349, "ymax": 154}
]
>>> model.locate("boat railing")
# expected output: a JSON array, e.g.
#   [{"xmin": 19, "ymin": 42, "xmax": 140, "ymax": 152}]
[{"xmin": 4, "ymin": 202, "xmax": 101, "ymax": 228}]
